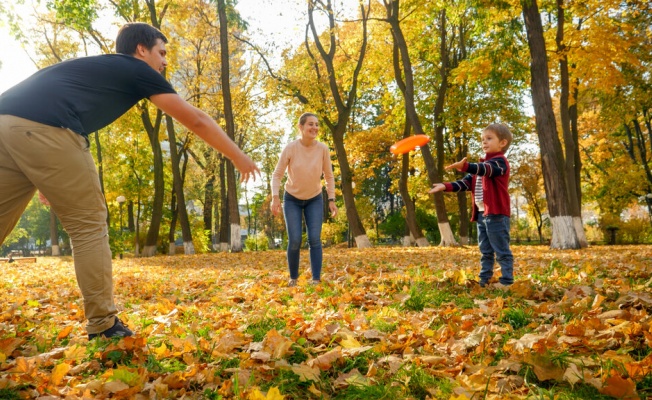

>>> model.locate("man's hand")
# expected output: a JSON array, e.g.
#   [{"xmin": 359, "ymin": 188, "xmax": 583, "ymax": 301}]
[{"xmin": 232, "ymin": 153, "xmax": 261, "ymax": 183}]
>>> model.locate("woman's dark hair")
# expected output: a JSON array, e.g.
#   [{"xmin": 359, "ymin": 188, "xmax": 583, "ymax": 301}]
[{"xmin": 116, "ymin": 23, "xmax": 168, "ymax": 55}]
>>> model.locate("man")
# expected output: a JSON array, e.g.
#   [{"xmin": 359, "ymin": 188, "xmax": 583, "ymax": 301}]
[{"xmin": 0, "ymin": 23, "xmax": 260, "ymax": 339}]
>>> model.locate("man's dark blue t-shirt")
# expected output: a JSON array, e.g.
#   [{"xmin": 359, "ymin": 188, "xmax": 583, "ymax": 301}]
[{"xmin": 0, "ymin": 54, "xmax": 176, "ymax": 136}]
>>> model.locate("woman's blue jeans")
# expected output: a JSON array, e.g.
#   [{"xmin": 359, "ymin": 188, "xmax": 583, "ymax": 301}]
[
  {"xmin": 283, "ymin": 192, "xmax": 324, "ymax": 280},
  {"xmin": 477, "ymin": 212, "xmax": 514, "ymax": 285}
]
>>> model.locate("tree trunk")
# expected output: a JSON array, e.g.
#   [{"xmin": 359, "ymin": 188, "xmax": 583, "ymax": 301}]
[
  {"xmin": 127, "ymin": 201, "xmax": 134, "ymax": 232},
  {"xmin": 140, "ymin": 107, "xmax": 165, "ymax": 257},
  {"xmin": 218, "ymin": 0, "xmax": 242, "ymax": 252},
  {"xmin": 165, "ymin": 115, "xmax": 195, "ymax": 254},
  {"xmin": 556, "ymin": 0, "xmax": 587, "ymax": 247},
  {"xmin": 385, "ymin": 1, "xmax": 456, "ymax": 246},
  {"xmin": 168, "ymin": 187, "xmax": 178, "ymax": 256},
  {"xmin": 522, "ymin": 0, "xmax": 580, "ymax": 249},
  {"xmin": 50, "ymin": 210, "xmax": 60, "ymax": 256},
  {"xmin": 204, "ymin": 174, "xmax": 216, "ymax": 249},
  {"xmin": 389, "ymin": 11, "xmax": 428, "ymax": 248},
  {"xmin": 92, "ymin": 131, "xmax": 109, "ymax": 226},
  {"xmin": 455, "ymin": 139, "xmax": 470, "ymax": 245},
  {"xmin": 307, "ymin": 0, "xmax": 372, "ymax": 248},
  {"xmin": 218, "ymin": 157, "xmax": 230, "ymax": 251},
  {"xmin": 399, "ymin": 128, "xmax": 428, "ymax": 246}
]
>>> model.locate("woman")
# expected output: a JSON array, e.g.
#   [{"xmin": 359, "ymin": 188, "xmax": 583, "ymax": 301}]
[{"xmin": 271, "ymin": 112, "xmax": 337, "ymax": 286}]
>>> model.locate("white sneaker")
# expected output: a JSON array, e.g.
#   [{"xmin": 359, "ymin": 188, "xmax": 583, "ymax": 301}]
[{"xmin": 288, "ymin": 279, "xmax": 298, "ymax": 287}]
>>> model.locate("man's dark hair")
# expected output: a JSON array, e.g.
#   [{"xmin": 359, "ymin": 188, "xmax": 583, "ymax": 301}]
[{"xmin": 116, "ymin": 23, "xmax": 168, "ymax": 55}]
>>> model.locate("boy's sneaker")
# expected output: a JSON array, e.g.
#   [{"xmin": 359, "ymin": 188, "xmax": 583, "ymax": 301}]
[
  {"xmin": 491, "ymin": 282, "xmax": 512, "ymax": 291},
  {"xmin": 88, "ymin": 317, "xmax": 133, "ymax": 340},
  {"xmin": 287, "ymin": 279, "xmax": 298, "ymax": 287},
  {"xmin": 310, "ymin": 280, "xmax": 321, "ymax": 285},
  {"xmin": 479, "ymin": 281, "xmax": 489, "ymax": 288}
]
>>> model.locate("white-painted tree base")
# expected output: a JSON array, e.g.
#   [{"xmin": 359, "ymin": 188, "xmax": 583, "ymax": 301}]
[
  {"xmin": 355, "ymin": 234, "xmax": 372, "ymax": 248},
  {"xmin": 142, "ymin": 245, "xmax": 156, "ymax": 257},
  {"xmin": 402, "ymin": 235, "xmax": 414, "ymax": 247},
  {"xmin": 51, "ymin": 245, "xmax": 60, "ymax": 256},
  {"xmin": 458, "ymin": 236, "xmax": 470, "ymax": 245},
  {"xmin": 438, "ymin": 222, "xmax": 458, "ymax": 246},
  {"xmin": 168, "ymin": 243, "xmax": 175, "ymax": 256},
  {"xmin": 219, "ymin": 242, "xmax": 229, "ymax": 252},
  {"xmin": 415, "ymin": 237, "xmax": 430, "ymax": 247},
  {"xmin": 551, "ymin": 215, "xmax": 580, "ymax": 249},
  {"xmin": 573, "ymin": 216, "xmax": 588, "ymax": 248},
  {"xmin": 230, "ymin": 223, "xmax": 242, "ymax": 252},
  {"xmin": 183, "ymin": 241, "xmax": 195, "ymax": 255}
]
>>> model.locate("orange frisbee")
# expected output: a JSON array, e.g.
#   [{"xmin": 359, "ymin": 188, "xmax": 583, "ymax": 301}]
[{"xmin": 390, "ymin": 134, "xmax": 430, "ymax": 155}]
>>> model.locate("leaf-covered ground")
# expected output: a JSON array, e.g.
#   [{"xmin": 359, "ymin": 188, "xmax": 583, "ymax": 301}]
[{"xmin": 1, "ymin": 245, "xmax": 651, "ymax": 399}]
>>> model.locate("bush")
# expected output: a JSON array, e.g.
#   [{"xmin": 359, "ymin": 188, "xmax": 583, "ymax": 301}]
[
  {"xmin": 244, "ymin": 232, "xmax": 269, "ymax": 251},
  {"xmin": 620, "ymin": 217, "xmax": 652, "ymax": 244}
]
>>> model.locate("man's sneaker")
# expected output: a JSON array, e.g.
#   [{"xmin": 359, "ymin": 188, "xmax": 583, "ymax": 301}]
[
  {"xmin": 88, "ymin": 317, "xmax": 133, "ymax": 340},
  {"xmin": 287, "ymin": 279, "xmax": 298, "ymax": 287},
  {"xmin": 310, "ymin": 280, "xmax": 321, "ymax": 285},
  {"xmin": 479, "ymin": 281, "xmax": 489, "ymax": 288}
]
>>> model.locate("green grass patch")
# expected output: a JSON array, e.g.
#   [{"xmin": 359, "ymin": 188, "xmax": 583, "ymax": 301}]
[
  {"xmin": 245, "ymin": 317, "xmax": 287, "ymax": 342},
  {"xmin": 500, "ymin": 307, "xmax": 532, "ymax": 330},
  {"xmin": 394, "ymin": 364, "xmax": 453, "ymax": 399}
]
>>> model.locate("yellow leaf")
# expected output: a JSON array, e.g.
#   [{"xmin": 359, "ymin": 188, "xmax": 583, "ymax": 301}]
[
  {"xmin": 339, "ymin": 333, "xmax": 361, "ymax": 349},
  {"xmin": 154, "ymin": 342, "xmax": 169, "ymax": 359},
  {"xmin": 50, "ymin": 362, "xmax": 71, "ymax": 386},
  {"xmin": 308, "ymin": 383, "xmax": 322, "ymax": 397},
  {"xmin": 247, "ymin": 388, "xmax": 267, "ymax": 400},
  {"xmin": 265, "ymin": 387, "xmax": 285, "ymax": 400}
]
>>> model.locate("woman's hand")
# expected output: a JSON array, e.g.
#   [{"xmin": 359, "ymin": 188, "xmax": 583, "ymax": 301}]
[
  {"xmin": 270, "ymin": 196, "xmax": 281, "ymax": 216},
  {"xmin": 328, "ymin": 201, "xmax": 338, "ymax": 218}
]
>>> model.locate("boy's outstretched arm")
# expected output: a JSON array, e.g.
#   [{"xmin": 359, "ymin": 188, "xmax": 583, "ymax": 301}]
[
  {"xmin": 445, "ymin": 157, "xmax": 467, "ymax": 172},
  {"xmin": 428, "ymin": 183, "xmax": 446, "ymax": 194}
]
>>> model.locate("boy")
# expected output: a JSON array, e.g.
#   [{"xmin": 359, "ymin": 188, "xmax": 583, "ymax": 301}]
[
  {"xmin": 429, "ymin": 123, "xmax": 514, "ymax": 288},
  {"xmin": 0, "ymin": 23, "xmax": 260, "ymax": 339}
]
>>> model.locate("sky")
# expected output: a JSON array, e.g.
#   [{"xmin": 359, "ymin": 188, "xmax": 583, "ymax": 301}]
[{"xmin": 0, "ymin": 0, "xmax": 315, "ymax": 94}]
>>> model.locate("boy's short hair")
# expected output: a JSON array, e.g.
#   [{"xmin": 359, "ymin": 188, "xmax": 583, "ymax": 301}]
[
  {"xmin": 116, "ymin": 23, "xmax": 168, "ymax": 55},
  {"xmin": 485, "ymin": 123, "xmax": 513, "ymax": 151}
]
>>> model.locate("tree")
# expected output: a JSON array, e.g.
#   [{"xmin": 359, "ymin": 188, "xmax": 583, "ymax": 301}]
[
  {"xmin": 512, "ymin": 153, "xmax": 547, "ymax": 243},
  {"xmin": 217, "ymin": 0, "xmax": 243, "ymax": 252},
  {"xmin": 521, "ymin": 0, "xmax": 583, "ymax": 249},
  {"xmin": 302, "ymin": 0, "xmax": 373, "ymax": 248},
  {"xmin": 382, "ymin": 0, "xmax": 428, "ymax": 247}
]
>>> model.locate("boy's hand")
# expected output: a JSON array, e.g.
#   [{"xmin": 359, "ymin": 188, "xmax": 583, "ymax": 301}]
[
  {"xmin": 428, "ymin": 183, "xmax": 445, "ymax": 194},
  {"xmin": 445, "ymin": 157, "xmax": 467, "ymax": 172}
]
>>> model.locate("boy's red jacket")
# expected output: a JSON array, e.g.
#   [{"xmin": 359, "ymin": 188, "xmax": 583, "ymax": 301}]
[{"xmin": 442, "ymin": 152, "xmax": 511, "ymax": 222}]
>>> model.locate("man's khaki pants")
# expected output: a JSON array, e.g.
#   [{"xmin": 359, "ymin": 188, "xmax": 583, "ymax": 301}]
[{"xmin": 0, "ymin": 115, "xmax": 117, "ymax": 335}]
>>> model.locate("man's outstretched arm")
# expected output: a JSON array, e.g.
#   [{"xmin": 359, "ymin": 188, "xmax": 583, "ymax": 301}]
[{"xmin": 150, "ymin": 93, "xmax": 260, "ymax": 182}]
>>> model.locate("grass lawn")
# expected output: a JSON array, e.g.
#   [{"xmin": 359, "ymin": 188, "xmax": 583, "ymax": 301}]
[{"xmin": 1, "ymin": 245, "xmax": 651, "ymax": 399}]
